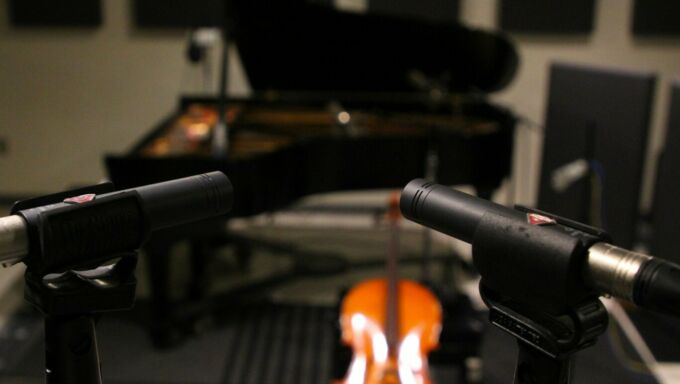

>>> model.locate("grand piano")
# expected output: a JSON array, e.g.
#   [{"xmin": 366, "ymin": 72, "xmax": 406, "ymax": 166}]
[{"xmin": 105, "ymin": 0, "xmax": 519, "ymax": 347}]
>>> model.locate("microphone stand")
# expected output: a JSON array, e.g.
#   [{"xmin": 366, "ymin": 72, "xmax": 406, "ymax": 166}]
[
  {"xmin": 420, "ymin": 146, "xmax": 438, "ymax": 283},
  {"xmin": 476, "ymin": 206, "xmax": 610, "ymax": 384},
  {"xmin": 480, "ymin": 287, "xmax": 607, "ymax": 384},
  {"xmin": 401, "ymin": 178, "xmax": 680, "ymax": 384},
  {"xmin": 11, "ymin": 182, "xmax": 146, "ymax": 384},
  {"xmin": 30, "ymin": 255, "xmax": 138, "ymax": 384},
  {"xmin": 212, "ymin": 2, "xmax": 232, "ymax": 158}
]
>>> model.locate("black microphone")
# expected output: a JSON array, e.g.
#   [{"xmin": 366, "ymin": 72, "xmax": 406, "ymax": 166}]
[
  {"xmin": 401, "ymin": 178, "xmax": 680, "ymax": 317},
  {"xmin": 0, "ymin": 172, "xmax": 233, "ymax": 271},
  {"xmin": 133, "ymin": 171, "xmax": 233, "ymax": 230}
]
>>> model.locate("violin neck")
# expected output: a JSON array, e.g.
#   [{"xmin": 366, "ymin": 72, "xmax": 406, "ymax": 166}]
[{"xmin": 385, "ymin": 216, "xmax": 400, "ymax": 353}]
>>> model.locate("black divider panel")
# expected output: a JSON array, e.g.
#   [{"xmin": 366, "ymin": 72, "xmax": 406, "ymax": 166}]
[
  {"xmin": 538, "ymin": 62, "xmax": 656, "ymax": 248},
  {"xmin": 652, "ymin": 82, "xmax": 680, "ymax": 263}
]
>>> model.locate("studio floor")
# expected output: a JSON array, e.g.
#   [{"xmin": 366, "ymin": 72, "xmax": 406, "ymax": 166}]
[{"xmin": 0, "ymin": 198, "xmax": 678, "ymax": 384}]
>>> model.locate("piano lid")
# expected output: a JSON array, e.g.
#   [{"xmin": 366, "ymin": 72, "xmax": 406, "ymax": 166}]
[{"xmin": 227, "ymin": 0, "xmax": 519, "ymax": 94}]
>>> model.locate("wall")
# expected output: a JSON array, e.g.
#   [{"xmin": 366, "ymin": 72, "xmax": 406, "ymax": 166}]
[
  {"xmin": 0, "ymin": 0, "xmax": 249, "ymax": 195},
  {"xmin": 1, "ymin": 0, "xmax": 679, "ymax": 213}
]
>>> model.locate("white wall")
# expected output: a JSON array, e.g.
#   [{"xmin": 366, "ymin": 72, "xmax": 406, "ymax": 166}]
[
  {"xmin": 1, "ymin": 0, "xmax": 679, "ymax": 213},
  {"xmin": 0, "ymin": 0, "xmax": 249, "ymax": 194}
]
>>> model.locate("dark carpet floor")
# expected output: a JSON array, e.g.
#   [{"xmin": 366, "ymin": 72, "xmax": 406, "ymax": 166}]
[{"xmin": 0, "ymin": 299, "xmax": 661, "ymax": 384}]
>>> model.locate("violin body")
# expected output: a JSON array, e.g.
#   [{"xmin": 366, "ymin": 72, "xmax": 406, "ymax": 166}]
[{"xmin": 339, "ymin": 278, "xmax": 442, "ymax": 384}]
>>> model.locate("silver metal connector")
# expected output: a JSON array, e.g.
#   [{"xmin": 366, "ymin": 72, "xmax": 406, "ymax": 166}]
[
  {"xmin": 585, "ymin": 242, "xmax": 652, "ymax": 301},
  {"xmin": 0, "ymin": 215, "xmax": 28, "ymax": 267}
]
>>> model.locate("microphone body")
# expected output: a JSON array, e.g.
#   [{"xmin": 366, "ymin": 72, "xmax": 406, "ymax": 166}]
[
  {"xmin": 401, "ymin": 178, "xmax": 680, "ymax": 317},
  {"xmin": 133, "ymin": 171, "xmax": 233, "ymax": 230},
  {"xmin": 0, "ymin": 171, "xmax": 233, "ymax": 273}
]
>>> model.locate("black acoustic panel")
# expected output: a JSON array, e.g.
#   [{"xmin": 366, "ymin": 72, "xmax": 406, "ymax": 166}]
[
  {"xmin": 369, "ymin": 0, "xmax": 459, "ymax": 23},
  {"xmin": 538, "ymin": 63, "xmax": 656, "ymax": 249},
  {"xmin": 499, "ymin": 0, "xmax": 595, "ymax": 34},
  {"xmin": 652, "ymin": 82, "xmax": 680, "ymax": 263},
  {"xmin": 1, "ymin": 302, "xmax": 661, "ymax": 383},
  {"xmin": 9, "ymin": 0, "xmax": 101, "ymax": 27},
  {"xmin": 133, "ymin": 0, "xmax": 224, "ymax": 28},
  {"xmin": 633, "ymin": 0, "xmax": 680, "ymax": 36}
]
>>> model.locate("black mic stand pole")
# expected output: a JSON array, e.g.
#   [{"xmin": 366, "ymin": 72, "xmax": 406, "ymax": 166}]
[
  {"xmin": 35, "ymin": 255, "xmax": 139, "ymax": 384},
  {"xmin": 212, "ymin": 1, "xmax": 231, "ymax": 158},
  {"xmin": 420, "ymin": 147, "xmax": 438, "ymax": 283},
  {"xmin": 475, "ymin": 206, "xmax": 611, "ymax": 384}
]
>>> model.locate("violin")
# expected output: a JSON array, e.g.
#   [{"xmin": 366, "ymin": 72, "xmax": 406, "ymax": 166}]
[{"xmin": 338, "ymin": 192, "xmax": 442, "ymax": 384}]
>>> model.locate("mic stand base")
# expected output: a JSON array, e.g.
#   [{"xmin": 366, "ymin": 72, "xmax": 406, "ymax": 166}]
[
  {"xmin": 515, "ymin": 341, "xmax": 573, "ymax": 384},
  {"xmin": 25, "ymin": 254, "xmax": 138, "ymax": 384},
  {"xmin": 45, "ymin": 315, "xmax": 102, "ymax": 384},
  {"xmin": 480, "ymin": 285, "xmax": 608, "ymax": 384}
]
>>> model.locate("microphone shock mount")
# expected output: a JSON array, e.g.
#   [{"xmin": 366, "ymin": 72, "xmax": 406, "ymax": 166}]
[
  {"xmin": 14, "ymin": 182, "xmax": 143, "ymax": 384},
  {"xmin": 476, "ymin": 205, "xmax": 610, "ymax": 384},
  {"xmin": 2, "ymin": 171, "xmax": 233, "ymax": 384}
]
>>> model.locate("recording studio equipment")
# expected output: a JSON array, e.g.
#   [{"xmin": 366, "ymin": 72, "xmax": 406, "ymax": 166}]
[
  {"xmin": 0, "ymin": 172, "xmax": 233, "ymax": 384},
  {"xmin": 0, "ymin": 172, "xmax": 232, "ymax": 271},
  {"xmin": 186, "ymin": 28, "xmax": 221, "ymax": 64},
  {"xmin": 401, "ymin": 179, "xmax": 680, "ymax": 316},
  {"xmin": 549, "ymin": 158, "xmax": 589, "ymax": 193},
  {"xmin": 401, "ymin": 179, "xmax": 680, "ymax": 384},
  {"xmin": 538, "ymin": 62, "xmax": 656, "ymax": 249},
  {"xmin": 106, "ymin": 0, "xmax": 519, "ymax": 347}
]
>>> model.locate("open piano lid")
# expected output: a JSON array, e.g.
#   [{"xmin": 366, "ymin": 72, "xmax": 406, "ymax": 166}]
[{"xmin": 228, "ymin": 0, "xmax": 519, "ymax": 94}]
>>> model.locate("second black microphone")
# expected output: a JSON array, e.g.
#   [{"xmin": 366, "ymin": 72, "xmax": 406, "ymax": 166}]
[{"xmin": 400, "ymin": 178, "xmax": 680, "ymax": 317}]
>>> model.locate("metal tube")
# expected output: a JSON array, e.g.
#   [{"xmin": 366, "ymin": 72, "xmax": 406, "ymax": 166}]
[
  {"xmin": 584, "ymin": 243, "xmax": 651, "ymax": 301},
  {"xmin": 0, "ymin": 215, "xmax": 28, "ymax": 266}
]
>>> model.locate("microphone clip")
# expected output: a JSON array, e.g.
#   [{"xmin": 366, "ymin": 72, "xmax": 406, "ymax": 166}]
[
  {"xmin": 11, "ymin": 182, "xmax": 150, "ymax": 275},
  {"xmin": 11, "ymin": 182, "xmax": 146, "ymax": 384},
  {"xmin": 481, "ymin": 284, "xmax": 608, "ymax": 384},
  {"xmin": 472, "ymin": 205, "xmax": 610, "ymax": 313},
  {"xmin": 475, "ymin": 206, "xmax": 612, "ymax": 384}
]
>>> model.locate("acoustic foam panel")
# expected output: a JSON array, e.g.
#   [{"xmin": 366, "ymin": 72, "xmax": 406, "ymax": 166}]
[
  {"xmin": 369, "ymin": 0, "xmax": 459, "ymax": 23},
  {"xmin": 9, "ymin": 0, "xmax": 101, "ymax": 27},
  {"xmin": 133, "ymin": 0, "xmax": 224, "ymax": 28},
  {"xmin": 499, "ymin": 0, "xmax": 595, "ymax": 34},
  {"xmin": 633, "ymin": 0, "xmax": 680, "ymax": 36}
]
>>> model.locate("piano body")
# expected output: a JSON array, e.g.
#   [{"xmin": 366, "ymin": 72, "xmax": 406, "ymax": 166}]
[
  {"xmin": 108, "ymin": 95, "xmax": 515, "ymax": 214},
  {"xmin": 105, "ymin": 0, "xmax": 519, "ymax": 347}
]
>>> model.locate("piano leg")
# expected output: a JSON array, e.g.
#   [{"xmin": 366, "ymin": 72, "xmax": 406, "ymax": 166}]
[
  {"xmin": 145, "ymin": 236, "xmax": 183, "ymax": 349},
  {"xmin": 189, "ymin": 241, "xmax": 209, "ymax": 300},
  {"xmin": 144, "ymin": 219, "xmax": 234, "ymax": 348}
]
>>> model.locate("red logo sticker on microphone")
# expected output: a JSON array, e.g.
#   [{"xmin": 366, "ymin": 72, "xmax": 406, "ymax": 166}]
[
  {"xmin": 64, "ymin": 194, "xmax": 96, "ymax": 204},
  {"xmin": 527, "ymin": 213, "xmax": 556, "ymax": 226}
]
